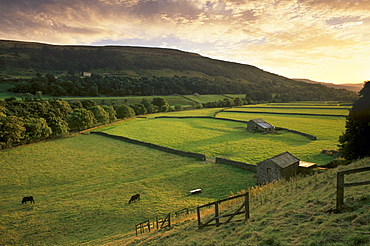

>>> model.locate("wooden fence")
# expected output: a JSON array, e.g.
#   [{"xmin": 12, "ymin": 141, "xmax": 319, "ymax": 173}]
[
  {"xmin": 197, "ymin": 192, "xmax": 249, "ymax": 229},
  {"xmin": 135, "ymin": 220, "xmax": 150, "ymax": 236},
  {"xmin": 135, "ymin": 214, "xmax": 171, "ymax": 236},
  {"xmin": 336, "ymin": 166, "xmax": 370, "ymax": 212}
]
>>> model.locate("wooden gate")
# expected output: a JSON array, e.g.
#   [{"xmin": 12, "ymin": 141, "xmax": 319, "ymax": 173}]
[
  {"xmin": 156, "ymin": 213, "xmax": 171, "ymax": 229},
  {"xmin": 337, "ymin": 166, "xmax": 370, "ymax": 212},
  {"xmin": 197, "ymin": 192, "xmax": 249, "ymax": 229}
]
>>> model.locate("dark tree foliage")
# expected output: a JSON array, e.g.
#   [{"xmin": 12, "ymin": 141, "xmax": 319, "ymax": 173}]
[
  {"xmin": 339, "ymin": 81, "xmax": 370, "ymax": 160},
  {"xmin": 9, "ymin": 74, "xmax": 358, "ymax": 103}
]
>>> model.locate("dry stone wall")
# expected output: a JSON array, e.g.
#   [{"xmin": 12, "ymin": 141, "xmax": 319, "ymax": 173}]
[
  {"xmin": 90, "ymin": 131, "xmax": 206, "ymax": 161},
  {"xmin": 215, "ymin": 157, "xmax": 256, "ymax": 172}
]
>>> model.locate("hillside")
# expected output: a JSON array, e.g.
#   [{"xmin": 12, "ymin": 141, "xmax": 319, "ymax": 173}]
[
  {"xmin": 109, "ymin": 158, "xmax": 370, "ymax": 246},
  {"xmin": 293, "ymin": 78, "xmax": 364, "ymax": 92},
  {"xmin": 0, "ymin": 40, "xmax": 358, "ymax": 102},
  {"xmin": 0, "ymin": 39, "xmax": 292, "ymax": 82}
]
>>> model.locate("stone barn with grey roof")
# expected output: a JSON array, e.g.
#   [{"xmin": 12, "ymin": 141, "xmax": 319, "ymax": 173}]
[
  {"xmin": 256, "ymin": 151, "xmax": 300, "ymax": 185},
  {"xmin": 247, "ymin": 118, "xmax": 275, "ymax": 133}
]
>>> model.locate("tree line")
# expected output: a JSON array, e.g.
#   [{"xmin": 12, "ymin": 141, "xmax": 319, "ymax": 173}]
[
  {"xmin": 9, "ymin": 74, "xmax": 358, "ymax": 103},
  {"xmin": 0, "ymin": 96, "xmax": 180, "ymax": 149}
]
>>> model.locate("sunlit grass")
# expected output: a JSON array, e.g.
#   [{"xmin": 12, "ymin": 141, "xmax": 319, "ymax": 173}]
[
  {"xmin": 98, "ymin": 112, "xmax": 341, "ymax": 164},
  {"xmin": 182, "ymin": 94, "xmax": 231, "ymax": 103},
  {"xmin": 0, "ymin": 134, "xmax": 254, "ymax": 245},
  {"xmin": 114, "ymin": 158, "xmax": 370, "ymax": 246},
  {"xmin": 228, "ymin": 106, "xmax": 350, "ymax": 116},
  {"xmin": 217, "ymin": 111, "xmax": 346, "ymax": 141}
]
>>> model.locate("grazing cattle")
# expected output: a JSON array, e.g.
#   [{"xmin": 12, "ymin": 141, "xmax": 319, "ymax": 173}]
[
  {"xmin": 128, "ymin": 194, "xmax": 140, "ymax": 204},
  {"xmin": 189, "ymin": 189, "xmax": 202, "ymax": 195},
  {"xmin": 22, "ymin": 196, "xmax": 34, "ymax": 204}
]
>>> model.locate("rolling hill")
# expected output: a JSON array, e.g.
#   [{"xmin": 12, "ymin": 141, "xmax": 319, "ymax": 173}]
[
  {"xmin": 293, "ymin": 78, "xmax": 364, "ymax": 92},
  {"xmin": 0, "ymin": 39, "xmax": 358, "ymax": 102}
]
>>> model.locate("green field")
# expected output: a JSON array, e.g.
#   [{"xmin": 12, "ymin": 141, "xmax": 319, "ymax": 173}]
[
  {"xmin": 60, "ymin": 95, "xmax": 194, "ymax": 107},
  {"xmin": 228, "ymin": 106, "xmax": 350, "ymax": 116},
  {"xmin": 116, "ymin": 158, "xmax": 370, "ymax": 246},
  {"xmin": 182, "ymin": 94, "xmax": 232, "ymax": 104},
  {"xmin": 0, "ymin": 134, "xmax": 254, "ymax": 245},
  {"xmin": 0, "ymin": 102, "xmax": 355, "ymax": 245},
  {"xmin": 97, "ymin": 105, "xmax": 345, "ymax": 164}
]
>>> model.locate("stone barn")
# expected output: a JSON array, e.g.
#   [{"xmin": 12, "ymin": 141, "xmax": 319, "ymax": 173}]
[
  {"xmin": 247, "ymin": 118, "xmax": 275, "ymax": 133},
  {"xmin": 256, "ymin": 151, "xmax": 300, "ymax": 185}
]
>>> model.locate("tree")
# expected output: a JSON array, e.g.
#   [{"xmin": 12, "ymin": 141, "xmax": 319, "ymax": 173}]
[
  {"xmin": 68, "ymin": 108, "xmax": 96, "ymax": 131},
  {"xmin": 116, "ymin": 105, "xmax": 135, "ymax": 119},
  {"xmin": 48, "ymin": 100, "xmax": 72, "ymax": 120},
  {"xmin": 22, "ymin": 117, "xmax": 52, "ymax": 143},
  {"xmin": 87, "ymin": 85, "xmax": 99, "ymax": 96},
  {"xmin": 338, "ymin": 81, "xmax": 370, "ymax": 160},
  {"xmin": 130, "ymin": 104, "xmax": 147, "ymax": 115},
  {"xmin": 174, "ymin": 105, "xmax": 182, "ymax": 111},
  {"xmin": 0, "ymin": 114, "xmax": 26, "ymax": 149},
  {"xmin": 233, "ymin": 97, "xmax": 243, "ymax": 106},
  {"xmin": 47, "ymin": 117, "xmax": 69, "ymax": 137},
  {"xmin": 102, "ymin": 105, "xmax": 117, "ymax": 123},
  {"xmin": 152, "ymin": 97, "xmax": 170, "ymax": 111},
  {"xmin": 89, "ymin": 105, "xmax": 109, "ymax": 125},
  {"xmin": 81, "ymin": 100, "xmax": 97, "ymax": 108},
  {"xmin": 223, "ymin": 98, "xmax": 234, "ymax": 107}
]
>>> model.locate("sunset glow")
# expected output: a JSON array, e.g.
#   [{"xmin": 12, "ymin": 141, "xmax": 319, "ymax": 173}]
[{"xmin": 1, "ymin": 0, "xmax": 369, "ymax": 84}]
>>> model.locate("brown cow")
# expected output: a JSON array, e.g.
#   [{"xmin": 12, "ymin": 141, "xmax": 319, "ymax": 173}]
[
  {"xmin": 22, "ymin": 196, "xmax": 34, "ymax": 204},
  {"xmin": 128, "ymin": 194, "xmax": 140, "ymax": 204}
]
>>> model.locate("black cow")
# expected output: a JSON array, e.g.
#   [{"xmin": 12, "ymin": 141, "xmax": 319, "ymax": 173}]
[
  {"xmin": 128, "ymin": 194, "xmax": 140, "ymax": 204},
  {"xmin": 22, "ymin": 196, "xmax": 34, "ymax": 204}
]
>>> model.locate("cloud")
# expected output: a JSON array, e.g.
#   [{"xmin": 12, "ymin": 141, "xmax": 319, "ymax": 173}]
[{"xmin": 0, "ymin": 0, "xmax": 369, "ymax": 82}]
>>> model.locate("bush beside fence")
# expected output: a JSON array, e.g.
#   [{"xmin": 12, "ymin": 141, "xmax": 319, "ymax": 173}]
[{"xmin": 90, "ymin": 131, "xmax": 206, "ymax": 161}]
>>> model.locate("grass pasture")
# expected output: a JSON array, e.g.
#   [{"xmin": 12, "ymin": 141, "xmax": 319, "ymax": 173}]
[
  {"xmin": 98, "ymin": 104, "xmax": 346, "ymax": 164},
  {"xmin": 0, "ymin": 101, "xmax": 356, "ymax": 245},
  {"xmin": 119, "ymin": 158, "xmax": 370, "ymax": 246},
  {"xmin": 229, "ymin": 104, "xmax": 350, "ymax": 116},
  {"xmin": 182, "ymin": 94, "xmax": 231, "ymax": 104},
  {"xmin": 0, "ymin": 134, "xmax": 254, "ymax": 245},
  {"xmin": 60, "ymin": 95, "xmax": 194, "ymax": 108}
]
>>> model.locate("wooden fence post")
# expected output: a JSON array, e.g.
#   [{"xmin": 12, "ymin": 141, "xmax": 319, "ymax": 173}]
[
  {"xmin": 245, "ymin": 192, "xmax": 250, "ymax": 221},
  {"xmin": 168, "ymin": 213, "xmax": 171, "ymax": 228},
  {"xmin": 337, "ymin": 172, "xmax": 344, "ymax": 212},
  {"xmin": 197, "ymin": 206, "xmax": 202, "ymax": 228},
  {"xmin": 215, "ymin": 202, "xmax": 220, "ymax": 227}
]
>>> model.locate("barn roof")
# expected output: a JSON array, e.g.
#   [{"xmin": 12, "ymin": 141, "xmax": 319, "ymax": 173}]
[
  {"xmin": 249, "ymin": 118, "xmax": 274, "ymax": 129},
  {"xmin": 263, "ymin": 151, "xmax": 300, "ymax": 168}
]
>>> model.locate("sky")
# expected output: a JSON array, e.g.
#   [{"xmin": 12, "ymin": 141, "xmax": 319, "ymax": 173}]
[{"xmin": 1, "ymin": 0, "xmax": 369, "ymax": 84}]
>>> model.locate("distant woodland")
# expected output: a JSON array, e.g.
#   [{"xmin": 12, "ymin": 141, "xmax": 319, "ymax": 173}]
[
  {"xmin": 9, "ymin": 73, "xmax": 357, "ymax": 102},
  {"xmin": 0, "ymin": 40, "xmax": 358, "ymax": 102}
]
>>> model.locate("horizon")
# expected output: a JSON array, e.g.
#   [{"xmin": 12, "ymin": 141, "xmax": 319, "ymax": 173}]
[{"xmin": 1, "ymin": 0, "xmax": 369, "ymax": 84}]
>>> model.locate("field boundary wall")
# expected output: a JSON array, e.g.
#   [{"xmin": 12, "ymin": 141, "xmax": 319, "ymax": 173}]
[
  {"xmin": 155, "ymin": 116, "xmax": 214, "ymax": 119},
  {"xmin": 215, "ymin": 157, "xmax": 256, "ymax": 172},
  {"xmin": 90, "ymin": 131, "xmax": 206, "ymax": 161},
  {"xmin": 224, "ymin": 110, "xmax": 347, "ymax": 117},
  {"xmin": 238, "ymin": 106, "xmax": 349, "ymax": 110},
  {"xmin": 155, "ymin": 116, "xmax": 249, "ymax": 124},
  {"xmin": 275, "ymin": 127, "xmax": 317, "ymax": 140}
]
